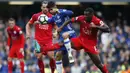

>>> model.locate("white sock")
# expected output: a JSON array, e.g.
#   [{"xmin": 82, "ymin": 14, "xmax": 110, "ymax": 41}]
[
  {"xmin": 56, "ymin": 60, "xmax": 62, "ymax": 73},
  {"xmin": 64, "ymin": 38, "xmax": 72, "ymax": 55}
]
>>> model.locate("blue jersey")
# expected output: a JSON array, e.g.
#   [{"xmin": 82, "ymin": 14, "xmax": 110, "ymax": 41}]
[{"xmin": 48, "ymin": 9, "xmax": 75, "ymax": 35}]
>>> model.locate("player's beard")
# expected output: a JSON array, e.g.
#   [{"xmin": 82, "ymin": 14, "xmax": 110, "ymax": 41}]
[
  {"xmin": 43, "ymin": 10, "xmax": 48, "ymax": 14},
  {"xmin": 86, "ymin": 17, "xmax": 92, "ymax": 22}
]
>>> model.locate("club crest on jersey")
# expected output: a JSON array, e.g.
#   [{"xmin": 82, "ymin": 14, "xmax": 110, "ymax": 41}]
[
  {"xmin": 13, "ymin": 31, "xmax": 16, "ymax": 34},
  {"xmin": 57, "ymin": 15, "xmax": 60, "ymax": 19}
]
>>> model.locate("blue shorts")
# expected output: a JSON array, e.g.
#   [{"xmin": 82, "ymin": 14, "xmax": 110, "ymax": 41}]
[{"xmin": 55, "ymin": 30, "xmax": 76, "ymax": 55}]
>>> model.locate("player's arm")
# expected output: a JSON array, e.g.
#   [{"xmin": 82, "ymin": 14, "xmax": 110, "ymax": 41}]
[
  {"xmin": 90, "ymin": 21, "xmax": 110, "ymax": 33},
  {"xmin": 18, "ymin": 29, "xmax": 25, "ymax": 48},
  {"xmin": 26, "ymin": 14, "xmax": 36, "ymax": 39},
  {"xmin": 47, "ymin": 16, "xmax": 55, "ymax": 24},
  {"xmin": 53, "ymin": 24, "xmax": 58, "ymax": 38},
  {"xmin": 58, "ymin": 16, "xmax": 80, "ymax": 32}
]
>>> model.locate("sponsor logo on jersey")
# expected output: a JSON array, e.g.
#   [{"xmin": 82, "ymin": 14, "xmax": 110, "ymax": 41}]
[{"xmin": 39, "ymin": 24, "xmax": 49, "ymax": 30}]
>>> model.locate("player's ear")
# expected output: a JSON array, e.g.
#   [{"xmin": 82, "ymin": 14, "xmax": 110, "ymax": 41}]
[{"xmin": 41, "ymin": 6, "xmax": 43, "ymax": 10}]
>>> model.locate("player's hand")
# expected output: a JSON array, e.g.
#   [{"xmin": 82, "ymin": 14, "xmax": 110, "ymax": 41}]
[
  {"xmin": 53, "ymin": 31, "xmax": 58, "ymax": 38},
  {"xmin": 26, "ymin": 35, "xmax": 31, "ymax": 40},
  {"xmin": 90, "ymin": 22, "xmax": 97, "ymax": 28},
  {"xmin": 6, "ymin": 46, "xmax": 9, "ymax": 55},
  {"xmin": 20, "ymin": 48, "xmax": 24, "ymax": 56},
  {"xmin": 57, "ymin": 27, "xmax": 62, "ymax": 33}
]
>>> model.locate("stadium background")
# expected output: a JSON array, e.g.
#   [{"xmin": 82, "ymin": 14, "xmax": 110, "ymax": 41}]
[{"xmin": 0, "ymin": 0, "xmax": 130, "ymax": 73}]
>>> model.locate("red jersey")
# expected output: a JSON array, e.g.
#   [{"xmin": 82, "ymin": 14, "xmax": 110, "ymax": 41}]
[
  {"xmin": 29, "ymin": 12, "xmax": 53, "ymax": 43},
  {"xmin": 72, "ymin": 15, "xmax": 104, "ymax": 46},
  {"xmin": 7, "ymin": 25, "xmax": 25, "ymax": 48}
]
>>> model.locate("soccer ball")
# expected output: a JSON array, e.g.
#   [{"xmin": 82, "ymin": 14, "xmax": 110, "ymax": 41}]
[{"xmin": 38, "ymin": 14, "xmax": 48, "ymax": 24}]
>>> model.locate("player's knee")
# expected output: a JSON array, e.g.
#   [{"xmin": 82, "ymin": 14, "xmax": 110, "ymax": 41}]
[
  {"xmin": 55, "ymin": 55, "xmax": 62, "ymax": 61},
  {"xmin": 19, "ymin": 59, "xmax": 24, "ymax": 62},
  {"xmin": 8, "ymin": 57, "xmax": 12, "ymax": 62},
  {"xmin": 62, "ymin": 32, "xmax": 69, "ymax": 39},
  {"xmin": 48, "ymin": 53, "xmax": 54, "ymax": 59},
  {"xmin": 35, "ymin": 53, "xmax": 42, "ymax": 59},
  {"xmin": 95, "ymin": 63, "xmax": 103, "ymax": 68},
  {"xmin": 55, "ymin": 52, "xmax": 62, "ymax": 61}
]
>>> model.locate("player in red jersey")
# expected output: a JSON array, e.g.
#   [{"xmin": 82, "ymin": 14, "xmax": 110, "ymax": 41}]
[
  {"xmin": 6, "ymin": 18, "xmax": 25, "ymax": 73},
  {"xmin": 26, "ymin": 1, "xmax": 57, "ymax": 73},
  {"xmin": 57, "ymin": 8, "xmax": 110, "ymax": 73}
]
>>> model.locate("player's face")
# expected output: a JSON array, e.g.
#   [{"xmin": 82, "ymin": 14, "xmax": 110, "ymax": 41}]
[
  {"xmin": 84, "ymin": 11, "xmax": 93, "ymax": 22},
  {"xmin": 8, "ymin": 20, "xmax": 15, "ymax": 28},
  {"xmin": 49, "ymin": 6, "xmax": 57, "ymax": 15},
  {"xmin": 41, "ymin": 4, "xmax": 48, "ymax": 14}
]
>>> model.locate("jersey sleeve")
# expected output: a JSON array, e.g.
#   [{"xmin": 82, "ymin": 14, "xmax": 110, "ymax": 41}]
[
  {"xmin": 48, "ymin": 16, "xmax": 55, "ymax": 24},
  {"xmin": 71, "ymin": 16, "xmax": 81, "ymax": 22},
  {"xmin": 29, "ymin": 14, "xmax": 36, "ymax": 25},
  {"xmin": 17, "ymin": 27, "xmax": 25, "ymax": 48},
  {"xmin": 17, "ymin": 27, "xmax": 23, "ymax": 35},
  {"xmin": 93, "ymin": 16, "xmax": 104, "ymax": 26},
  {"xmin": 60, "ymin": 9, "xmax": 73, "ymax": 16}
]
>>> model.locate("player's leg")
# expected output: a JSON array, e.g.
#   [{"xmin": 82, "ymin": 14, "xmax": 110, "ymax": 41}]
[
  {"xmin": 47, "ymin": 51, "xmax": 56, "ymax": 73},
  {"xmin": 55, "ymin": 51, "xmax": 63, "ymax": 73},
  {"xmin": 70, "ymin": 37, "xmax": 83, "ymax": 51},
  {"xmin": 19, "ymin": 59, "xmax": 24, "ymax": 73},
  {"xmin": 87, "ymin": 52, "xmax": 109, "ymax": 73},
  {"xmin": 62, "ymin": 32, "xmax": 74, "ymax": 63},
  {"xmin": 17, "ymin": 48, "xmax": 25, "ymax": 73},
  {"xmin": 35, "ymin": 52, "xmax": 45, "ymax": 73},
  {"xmin": 8, "ymin": 47, "xmax": 15, "ymax": 73},
  {"xmin": 34, "ymin": 40, "xmax": 45, "ymax": 73},
  {"xmin": 8, "ymin": 57, "xmax": 13, "ymax": 73}
]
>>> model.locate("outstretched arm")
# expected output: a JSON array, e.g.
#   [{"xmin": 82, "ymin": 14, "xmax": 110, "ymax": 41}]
[
  {"xmin": 26, "ymin": 22, "xmax": 32, "ymax": 39},
  {"xmin": 90, "ymin": 21, "xmax": 110, "ymax": 33},
  {"xmin": 26, "ymin": 14, "xmax": 36, "ymax": 39},
  {"xmin": 58, "ymin": 16, "xmax": 81, "ymax": 32},
  {"xmin": 96, "ymin": 24, "xmax": 110, "ymax": 32},
  {"xmin": 58, "ymin": 19, "xmax": 72, "ymax": 32}
]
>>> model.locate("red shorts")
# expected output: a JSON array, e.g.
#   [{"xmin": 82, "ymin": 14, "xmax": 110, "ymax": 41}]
[
  {"xmin": 71, "ymin": 37, "xmax": 99, "ymax": 54},
  {"xmin": 38, "ymin": 41, "xmax": 53, "ymax": 55},
  {"xmin": 9, "ymin": 46, "xmax": 24, "ymax": 59}
]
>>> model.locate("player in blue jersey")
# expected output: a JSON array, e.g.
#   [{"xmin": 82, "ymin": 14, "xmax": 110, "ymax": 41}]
[{"xmin": 47, "ymin": 1, "xmax": 76, "ymax": 73}]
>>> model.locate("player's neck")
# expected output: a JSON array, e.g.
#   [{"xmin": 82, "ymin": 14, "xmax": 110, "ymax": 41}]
[
  {"xmin": 10, "ymin": 26, "xmax": 14, "ymax": 29},
  {"xmin": 10, "ymin": 25, "xmax": 15, "ymax": 29}
]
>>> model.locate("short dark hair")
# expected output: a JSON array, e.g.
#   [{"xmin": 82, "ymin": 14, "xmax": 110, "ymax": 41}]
[
  {"xmin": 47, "ymin": 1, "xmax": 56, "ymax": 8},
  {"xmin": 84, "ymin": 7, "xmax": 94, "ymax": 14},
  {"xmin": 41, "ymin": 0, "xmax": 48, "ymax": 5},
  {"xmin": 8, "ymin": 18, "xmax": 15, "ymax": 21}
]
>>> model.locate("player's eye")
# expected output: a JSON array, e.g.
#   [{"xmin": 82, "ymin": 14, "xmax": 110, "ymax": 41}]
[
  {"xmin": 49, "ymin": 9, "xmax": 53, "ymax": 11},
  {"xmin": 50, "ymin": 9, "xmax": 53, "ymax": 10}
]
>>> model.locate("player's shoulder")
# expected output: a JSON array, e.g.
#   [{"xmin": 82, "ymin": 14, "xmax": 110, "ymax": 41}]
[
  {"xmin": 46, "ymin": 12, "xmax": 52, "ymax": 17},
  {"xmin": 32, "ymin": 12, "xmax": 42, "ymax": 16},
  {"xmin": 15, "ymin": 25, "xmax": 23, "ymax": 34},
  {"xmin": 92, "ymin": 15, "xmax": 101, "ymax": 21}
]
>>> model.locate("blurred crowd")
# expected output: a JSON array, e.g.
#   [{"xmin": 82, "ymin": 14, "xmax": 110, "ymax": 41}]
[{"xmin": 0, "ymin": 11, "xmax": 130, "ymax": 73}]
